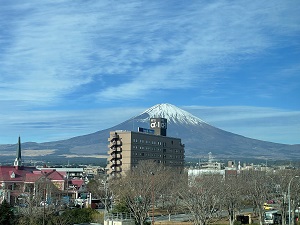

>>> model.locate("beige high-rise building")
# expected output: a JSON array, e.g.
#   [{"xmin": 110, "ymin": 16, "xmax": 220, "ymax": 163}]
[{"xmin": 106, "ymin": 118, "xmax": 185, "ymax": 177}]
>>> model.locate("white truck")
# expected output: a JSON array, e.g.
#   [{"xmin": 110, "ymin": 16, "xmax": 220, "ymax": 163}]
[{"xmin": 264, "ymin": 210, "xmax": 282, "ymax": 225}]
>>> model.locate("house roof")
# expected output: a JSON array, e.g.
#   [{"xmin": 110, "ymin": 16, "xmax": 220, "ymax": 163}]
[
  {"xmin": 0, "ymin": 166, "xmax": 41, "ymax": 182},
  {"xmin": 0, "ymin": 166, "xmax": 65, "ymax": 183},
  {"xmin": 70, "ymin": 179, "xmax": 85, "ymax": 187},
  {"xmin": 43, "ymin": 170, "xmax": 65, "ymax": 181}
]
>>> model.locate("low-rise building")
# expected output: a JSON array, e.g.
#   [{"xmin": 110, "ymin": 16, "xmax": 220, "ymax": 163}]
[{"xmin": 0, "ymin": 137, "xmax": 86, "ymax": 205}]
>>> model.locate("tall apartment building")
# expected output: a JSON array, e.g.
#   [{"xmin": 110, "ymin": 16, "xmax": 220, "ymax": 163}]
[{"xmin": 107, "ymin": 118, "xmax": 185, "ymax": 177}]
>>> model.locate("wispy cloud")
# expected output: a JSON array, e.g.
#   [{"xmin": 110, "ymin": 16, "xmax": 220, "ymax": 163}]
[
  {"xmin": 0, "ymin": 0, "xmax": 299, "ymax": 145},
  {"xmin": 0, "ymin": 105, "xmax": 142, "ymax": 143},
  {"xmin": 95, "ymin": 0, "xmax": 300, "ymax": 100},
  {"xmin": 184, "ymin": 105, "xmax": 300, "ymax": 144},
  {"xmin": 1, "ymin": 0, "xmax": 299, "ymax": 103}
]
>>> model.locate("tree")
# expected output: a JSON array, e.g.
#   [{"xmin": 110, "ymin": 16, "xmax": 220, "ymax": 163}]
[
  {"xmin": 158, "ymin": 168, "xmax": 182, "ymax": 221},
  {"xmin": 220, "ymin": 174, "xmax": 243, "ymax": 225},
  {"xmin": 110, "ymin": 160, "xmax": 173, "ymax": 225},
  {"xmin": 15, "ymin": 175, "xmax": 65, "ymax": 225},
  {"xmin": 86, "ymin": 178, "xmax": 109, "ymax": 210},
  {"xmin": 271, "ymin": 170, "xmax": 300, "ymax": 225},
  {"xmin": 241, "ymin": 170, "xmax": 275, "ymax": 225},
  {"xmin": 177, "ymin": 174, "xmax": 223, "ymax": 225},
  {"xmin": 0, "ymin": 200, "xmax": 15, "ymax": 225},
  {"xmin": 59, "ymin": 208, "xmax": 99, "ymax": 225}
]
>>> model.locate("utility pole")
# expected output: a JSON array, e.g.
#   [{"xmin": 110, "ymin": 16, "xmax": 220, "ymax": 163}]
[
  {"xmin": 151, "ymin": 172, "xmax": 155, "ymax": 225},
  {"xmin": 289, "ymin": 176, "xmax": 299, "ymax": 225},
  {"xmin": 43, "ymin": 177, "xmax": 46, "ymax": 225}
]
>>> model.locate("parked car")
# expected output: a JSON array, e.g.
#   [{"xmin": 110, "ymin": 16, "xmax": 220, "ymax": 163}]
[
  {"xmin": 40, "ymin": 201, "xmax": 49, "ymax": 207},
  {"xmin": 264, "ymin": 203, "xmax": 274, "ymax": 210},
  {"xmin": 19, "ymin": 203, "xmax": 28, "ymax": 208}
]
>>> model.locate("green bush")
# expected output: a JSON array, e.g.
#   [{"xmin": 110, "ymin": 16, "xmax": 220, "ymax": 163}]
[
  {"xmin": 61, "ymin": 208, "xmax": 98, "ymax": 224},
  {"xmin": 0, "ymin": 200, "xmax": 16, "ymax": 225},
  {"xmin": 233, "ymin": 221, "xmax": 242, "ymax": 225}
]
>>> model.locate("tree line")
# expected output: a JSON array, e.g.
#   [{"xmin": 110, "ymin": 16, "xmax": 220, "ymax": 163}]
[
  {"xmin": 100, "ymin": 161, "xmax": 300, "ymax": 225},
  {"xmin": 1, "ymin": 160, "xmax": 300, "ymax": 225}
]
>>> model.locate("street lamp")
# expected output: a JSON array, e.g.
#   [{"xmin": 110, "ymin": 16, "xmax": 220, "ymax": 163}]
[{"xmin": 288, "ymin": 176, "xmax": 299, "ymax": 225}]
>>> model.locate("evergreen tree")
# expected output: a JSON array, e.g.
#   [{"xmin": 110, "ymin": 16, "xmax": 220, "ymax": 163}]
[{"xmin": 0, "ymin": 200, "xmax": 15, "ymax": 225}]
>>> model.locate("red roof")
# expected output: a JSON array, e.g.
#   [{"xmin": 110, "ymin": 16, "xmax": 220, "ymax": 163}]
[
  {"xmin": 70, "ymin": 179, "xmax": 84, "ymax": 187},
  {"xmin": 0, "ymin": 166, "xmax": 65, "ymax": 183},
  {"xmin": 0, "ymin": 166, "xmax": 41, "ymax": 182},
  {"xmin": 44, "ymin": 170, "xmax": 64, "ymax": 181},
  {"xmin": 25, "ymin": 173, "xmax": 43, "ymax": 183}
]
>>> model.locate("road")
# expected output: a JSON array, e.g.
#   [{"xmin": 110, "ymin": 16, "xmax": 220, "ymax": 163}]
[{"xmin": 152, "ymin": 207, "xmax": 255, "ymax": 222}]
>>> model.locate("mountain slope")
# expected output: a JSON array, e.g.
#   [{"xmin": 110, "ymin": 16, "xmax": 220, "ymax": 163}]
[{"xmin": 0, "ymin": 103, "xmax": 299, "ymax": 160}]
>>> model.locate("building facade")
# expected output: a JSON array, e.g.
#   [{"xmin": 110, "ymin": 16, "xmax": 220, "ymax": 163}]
[
  {"xmin": 107, "ymin": 118, "xmax": 185, "ymax": 177},
  {"xmin": 0, "ymin": 137, "xmax": 87, "ymax": 206}
]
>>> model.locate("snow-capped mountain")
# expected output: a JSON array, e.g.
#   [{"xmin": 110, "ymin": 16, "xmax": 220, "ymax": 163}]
[
  {"xmin": 0, "ymin": 103, "xmax": 299, "ymax": 161},
  {"xmin": 137, "ymin": 103, "xmax": 206, "ymax": 125}
]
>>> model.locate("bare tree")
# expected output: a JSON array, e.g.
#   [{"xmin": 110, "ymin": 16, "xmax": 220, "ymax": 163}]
[
  {"xmin": 177, "ymin": 174, "xmax": 223, "ymax": 225},
  {"xmin": 110, "ymin": 160, "xmax": 172, "ymax": 225},
  {"xmin": 271, "ymin": 169, "xmax": 300, "ymax": 225},
  {"xmin": 220, "ymin": 174, "xmax": 243, "ymax": 225},
  {"xmin": 156, "ymin": 167, "xmax": 182, "ymax": 221},
  {"xmin": 269, "ymin": 169, "xmax": 290, "ymax": 225},
  {"xmin": 241, "ymin": 170, "xmax": 276, "ymax": 225}
]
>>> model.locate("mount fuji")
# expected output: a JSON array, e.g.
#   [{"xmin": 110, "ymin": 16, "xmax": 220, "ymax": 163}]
[{"xmin": 0, "ymin": 103, "xmax": 299, "ymax": 161}]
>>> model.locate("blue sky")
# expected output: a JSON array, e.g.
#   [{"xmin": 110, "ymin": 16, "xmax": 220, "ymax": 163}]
[{"xmin": 0, "ymin": 0, "xmax": 299, "ymax": 145}]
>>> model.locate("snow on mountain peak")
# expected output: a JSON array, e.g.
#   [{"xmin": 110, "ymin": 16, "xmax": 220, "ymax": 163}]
[{"xmin": 139, "ymin": 103, "xmax": 206, "ymax": 125}]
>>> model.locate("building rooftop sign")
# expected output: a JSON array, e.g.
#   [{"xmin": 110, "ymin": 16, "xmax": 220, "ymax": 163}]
[{"xmin": 138, "ymin": 127, "xmax": 155, "ymax": 134}]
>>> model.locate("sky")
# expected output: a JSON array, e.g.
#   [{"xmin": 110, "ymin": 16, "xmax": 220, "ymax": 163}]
[{"xmin": 0, "ymin": 0, "xmax": 299, "ymax": 145}]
